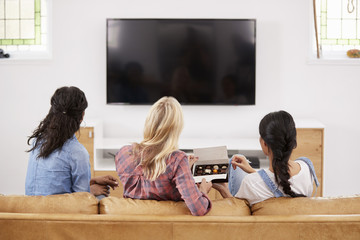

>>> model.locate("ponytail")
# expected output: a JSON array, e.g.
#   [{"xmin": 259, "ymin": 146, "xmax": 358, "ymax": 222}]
[{"xmin": 259, "ymin": 110, "xmax": 305, "ymax": 198}]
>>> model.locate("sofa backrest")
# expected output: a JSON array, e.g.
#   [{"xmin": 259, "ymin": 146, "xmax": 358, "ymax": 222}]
[
  {"xmin": 251, "ymin": 195, "xmax": 360, "ymax": 215},
  {"xmin": 100, "ymin": 197, "xmax": 251, "ymax": 216},
  {"xmin": 0, "ymin": 192, "xmax": 98, "ymax": 214}
]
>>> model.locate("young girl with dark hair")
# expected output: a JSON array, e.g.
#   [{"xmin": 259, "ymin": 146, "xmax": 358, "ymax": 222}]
[
  {"xmin": 25, "ymin": 86, "xmax": 118, "ymax": 196},
  {"xmin": 213, "ymin": 110, "xmax": 319, "ymax": 205}
]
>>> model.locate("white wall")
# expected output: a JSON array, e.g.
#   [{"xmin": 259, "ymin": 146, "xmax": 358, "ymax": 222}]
[{"xmin": 1, "ymin": 0, "xmax": 359, "ymax": 196}]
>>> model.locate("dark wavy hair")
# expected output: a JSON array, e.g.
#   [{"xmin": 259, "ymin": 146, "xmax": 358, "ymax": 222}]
[
  {"xmin": 259, "ymin": 110, "xmax": 305, "ymax": 198},
  {"xmin": 27, "ymin": 86, "xmax": 88, "ymax": 158}
]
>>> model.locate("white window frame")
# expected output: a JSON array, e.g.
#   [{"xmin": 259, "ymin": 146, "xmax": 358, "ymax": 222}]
[
  {"xmin": 0, "ymin": 0, "xmax": 52, "ymax": 62},
  {"xmin": 308, "ymin": 0, "xmax": 360, "ymax": 65}
]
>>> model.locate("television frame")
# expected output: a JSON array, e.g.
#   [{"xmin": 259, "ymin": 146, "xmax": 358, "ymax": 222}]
[{"xmin": 106, "ymin": 18, "xmax": 256, "ymax": 105}]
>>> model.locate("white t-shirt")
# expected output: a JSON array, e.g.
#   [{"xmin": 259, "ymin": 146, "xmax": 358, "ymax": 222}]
[{"xmin": 234, "ymin": 160, "xmax": 314, "ymax": 206}]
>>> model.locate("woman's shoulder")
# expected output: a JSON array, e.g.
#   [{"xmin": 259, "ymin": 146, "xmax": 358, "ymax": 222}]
[
  {"xmin": 169, "ymin": 150, "xmax": 187, "ymax": 161},
  {"xmin": 292, "ymin": 159, "xmax": 313, "ymax": 180},
  {"xmin": 116, "ymin": 144, "xmax": 134, "ymax": 156},
  {"xmin": 295, "ymin": 159, "xmax": 311, "ymax": 168},
  {"xmin": 64, "ymin": 136, "xmax": 87, "ymax": 152},
  {"xmin": 165, "ymin": 150, "xmax": 188, "ymax": 169},
  {"xmin": 119, "ymin": 144, "xmax": 133, "ymax": 151},
  {"xmin": 171, "ymin": 149, "xmax": 187, "ymax": 157},
  {"xmin": 115, "ymin": 145, "xmax": 136, "ymax": 165},
  {"xmin": 67, "ymin": 137, "xmax": 89, "ymax": 159}
]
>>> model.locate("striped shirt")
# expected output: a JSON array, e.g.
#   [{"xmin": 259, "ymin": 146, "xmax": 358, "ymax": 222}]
[{"xmin": 115, "ymin": 145, "xmax": 211, "ymax": 216}]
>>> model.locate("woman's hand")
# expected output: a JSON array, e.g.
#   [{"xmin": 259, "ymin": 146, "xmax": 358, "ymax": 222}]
[
  {"xmin": 231, "ymin": 155, "xmax": 256, "ymax": 174},
  {"xmin": 188, "ymin": 154, "xmax": 199, "ymax": 168},
  {"xmin": 212, "ymin": 182, "xmax": 233, "ymax": 198},
  {"xmin": 90, "ymin": 184, "xmax": 110, "ymax": 197},
  {"xmin": 198, "ymin": 178, "xmax": 212, "ymax": 195},
  {"xmin": 90, "ymin": 175, "xmax": 119, "ymax": 190},
  {"xmin": 212, "ymin": 182, "xmax": 228, "ymax": 192}
]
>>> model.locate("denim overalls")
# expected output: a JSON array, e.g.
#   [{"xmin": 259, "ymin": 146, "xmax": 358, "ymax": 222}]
[
  {"xmin": 228, "ymin": 156, "xmax": 320, "ymax": 197},
  {"xmin": 258, "ymin": 157, "xmax": 320, "ymax": 197}
]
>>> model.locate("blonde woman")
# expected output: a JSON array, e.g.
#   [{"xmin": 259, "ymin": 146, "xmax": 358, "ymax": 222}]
[{"xmin": 115, "ymin": 97, "xmax": 212, "ymax": 216}]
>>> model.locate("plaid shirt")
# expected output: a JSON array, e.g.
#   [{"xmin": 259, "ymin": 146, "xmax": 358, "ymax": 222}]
[{"xmin": 115, "ymin": 145, "xmax": 211, "ymax": 216}]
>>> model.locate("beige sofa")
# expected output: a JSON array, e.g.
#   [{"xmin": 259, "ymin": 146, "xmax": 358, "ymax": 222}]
[{"xmin": 1, "ymin": 192, "xmax": 359, "ymax": 240}]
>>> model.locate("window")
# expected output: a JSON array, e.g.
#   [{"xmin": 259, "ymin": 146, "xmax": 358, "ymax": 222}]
[
  {"xmin": 0, "ymin": 0, "xmax": 50, "ymax": 59},
  {"xmin": 314, "ymin": 0, "xmax": 360, "ymax": 60}
]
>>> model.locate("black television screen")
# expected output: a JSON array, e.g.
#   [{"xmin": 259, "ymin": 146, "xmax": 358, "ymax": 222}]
[{"xmin": 107, "ymin": 19, "xmax": 256, "ymax": 105}]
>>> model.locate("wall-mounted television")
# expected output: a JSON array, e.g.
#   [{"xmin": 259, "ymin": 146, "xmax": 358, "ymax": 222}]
[{"xmin": 107, "ymin": 19, "xmax": 256, "ymax": 105}]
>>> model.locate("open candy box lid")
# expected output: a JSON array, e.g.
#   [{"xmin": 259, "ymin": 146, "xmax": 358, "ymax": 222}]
[{"xmin": 192, "ymin": 146, "xmax": 229, "ymax": 183}]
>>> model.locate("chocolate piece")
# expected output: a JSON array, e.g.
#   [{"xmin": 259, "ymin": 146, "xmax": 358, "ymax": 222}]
[{"xmin": 194, "ymin": 163, "xmax": 228, "ymax": 176}]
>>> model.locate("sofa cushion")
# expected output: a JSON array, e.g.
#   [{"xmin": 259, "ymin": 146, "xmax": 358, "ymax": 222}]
[
  {"xmin": 251, "ymin": 195, "xmax": 360, "ymax": 215},
  {"xmin": 100, "ymin": 197, "xmax": 250, "ymax": 216},
  {"xmin": 0, "ymin": 192, "xmax": 98, "ymax": 214}
]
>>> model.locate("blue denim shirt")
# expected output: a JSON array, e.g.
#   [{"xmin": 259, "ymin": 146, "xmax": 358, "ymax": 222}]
[{"xmin": 25, "ymin": 135, "xmax": 91, "ymax": 196}]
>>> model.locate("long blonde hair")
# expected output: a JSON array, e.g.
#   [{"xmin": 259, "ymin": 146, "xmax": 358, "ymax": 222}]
[{"xmin": 134, "ymin": 96, "xmax": 184, "ymax": 181}]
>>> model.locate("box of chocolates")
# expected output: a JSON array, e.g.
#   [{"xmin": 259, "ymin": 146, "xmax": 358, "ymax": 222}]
[{"xmin": 192, "ymin": 146, "xmax": 229, "ymax": 183}]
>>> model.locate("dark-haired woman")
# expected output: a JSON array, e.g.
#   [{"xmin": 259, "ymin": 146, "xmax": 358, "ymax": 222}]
[
  {"xmin": 25, "ymin": 86, "xmax": 118, "ymax": 196},
  {"xmin": 213, "ymin": 111, "xmax": 319, "ymax": 206}
]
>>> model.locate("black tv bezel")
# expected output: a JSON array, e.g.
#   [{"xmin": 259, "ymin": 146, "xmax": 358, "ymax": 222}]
[{"xmin": 106, "ymin": 18, "xmax": 256, "ymax": 106}]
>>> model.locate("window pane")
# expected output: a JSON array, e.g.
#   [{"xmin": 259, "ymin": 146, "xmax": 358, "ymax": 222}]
[
  {"xmin": 21, "ymin": 19, "xmax": 34, "ymax": 38},
  {"xmin": 342, "ymin": 19, "xmax": 356, "ymax": 39},
  {"xmin": 0, "ymin": 20, "xmax": 4, "ymax": 38},
  {"xmin": 342, "ymin": 0, "xmax": 356, "ymax": 19},
  {"xmin": 21, "ymin": 0, "xmax": 35, "ymax": 19},
  {"xmin": 5, "ymin": 19, "xmax": 19, "ymax": 39},
  {"xmin": 0, "ymin": 0, "xmax": 4, "ymax": 19},
  {"xmin": 327, "ymin": 0, "xmax": 341, "ymax": 19},
  {"xmin": 5, "ymin": 0, "xmax": 20, "ymax": 19},
  {"xmin": 326, "ymin": 19, "xmax": 341, "ymax": 39}
]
